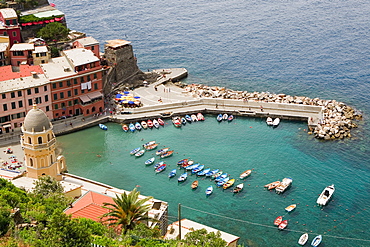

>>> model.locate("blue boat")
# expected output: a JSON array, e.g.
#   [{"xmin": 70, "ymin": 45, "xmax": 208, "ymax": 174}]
[
  {"xmin": 206, "ymin": 169, "xmax": 219, "ymax": 177},
  {"xmin": 178, "ymin": 173, "xmax": 188, "ymax": 182},
  {"xmin": 215, "ymin": 173, "xmax": 228, "ymax": 182},
  {"xmin": 144, "ymin": 157, "xmax": 155, "ymax": 165},
  {"xmin": 130, "ymin": 147, "xmax": 141, "ymax": 155},
  {"xmin": 185, "ymin": 115, "xmax": 192, "ymax": 122},
  {"xmin": 185, "ymin": 163, "xmax": 200, "ymax": 171},
  {"xmin": 155, "ymin": 164, "xmax": 166, "ymax": 173},
  {"xmin": 311, "ymin": 235, "xmax": 322, "ymax": 247},
  {"xmin": 197, "ymin": 168, "xmax": 210, "ymax": 176},
  {"xmin": 206, "ymin": 185, "xmax": 213, "ymax": 195},
  {"xmin": 154, "ymin": 161, "xmax": 164, "ymax": 169},
  {"xmin": 99, "ymin": 123, "xmax": 108, "ymax": 130},
  {"xmin": 217, "ymin": 177, "xmax": 230, "ymax": 186},
  {"xmin": 217, "ymin": 114, "xmax": 223, "ymax": 122},
  {"xmin": 135, "ymin": 122, "xmax": 142, "ymax": 130},
  {"xmin": 181, "ymin": 117, "xmax": 187, "ymax": 125},
  {"xmin": 129, "ymin": 123, "xmax": 135, "ymax": 132},
  {"xmin": 168, "ymin": 169, "xmax": 177, "ymax": 178},
  {"xmin": 191, "ymin": 164, "xmax": 204, "ymax": 174}
]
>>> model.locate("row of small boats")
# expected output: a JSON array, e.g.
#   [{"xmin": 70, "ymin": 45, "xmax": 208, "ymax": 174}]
[
  {"xmin": 172, "ymin": 113, "xmax": 205, "ymax": 128},
  {"xmin": 266, "ymin": 117, "xmax": 280, "ymax": 127},
  {"xmin": 122, "ymin": 118, "xmax": 165, "ymax": 132},
  {"xmin": 130, "ymin": 141, "xmax": 174, "ymax": 159},
  {"xmin": 216, "ymin": 113, "xmax": 234, "ymax": 122},
  {"xmin": 264, "ymin": 177, "xmax": 293, "ymax": 194}
]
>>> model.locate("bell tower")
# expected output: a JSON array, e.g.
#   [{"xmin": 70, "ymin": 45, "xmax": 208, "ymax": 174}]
[{"xmin": 21, "ymin": 104, "xmax": 67, "ymax": 181}]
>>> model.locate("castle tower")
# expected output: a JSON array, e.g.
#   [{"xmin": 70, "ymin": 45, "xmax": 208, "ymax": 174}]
[{"xmin": 21, "ymin": 104, "xmax": 66, "ymax": 181}]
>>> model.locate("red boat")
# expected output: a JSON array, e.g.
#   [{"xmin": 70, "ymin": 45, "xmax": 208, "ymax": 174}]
[
  {"xmin": 157, "ymin": 118, "xmax": 165, "ymax": 126},
  {"xmin": 147, "ymin": 119, "xmax": 153, "ymax": 128},
  {"xmin": 278, "ymin": 220, "xmax": 288, "ymax": 230},
  {"xmin": 274, "ymin": 216, "xmax": 283, "ymax": 226},
  {"xmin": 122, "ymin": 124, "xmax": 129, "ymax": 132}
]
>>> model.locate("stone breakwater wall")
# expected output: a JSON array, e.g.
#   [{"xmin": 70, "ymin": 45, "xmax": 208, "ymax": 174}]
[{"xmin": 181, "ymin": 84, "xmax": 362, "ymax": 140}]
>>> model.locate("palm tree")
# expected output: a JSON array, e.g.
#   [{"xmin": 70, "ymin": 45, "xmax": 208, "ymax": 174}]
[{"xmin": 102, "ymin": 188, "xmax": 157, "ymax": 234}]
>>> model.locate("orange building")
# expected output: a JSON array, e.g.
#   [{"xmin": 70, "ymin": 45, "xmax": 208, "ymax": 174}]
[{"xmin": 73, "ymin": 36, "xmax": 100, "ymax": 58}]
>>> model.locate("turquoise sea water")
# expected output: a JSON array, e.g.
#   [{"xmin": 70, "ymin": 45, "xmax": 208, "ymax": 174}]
[{"xmin": 52, "ymin": 0, "xmax": 370, "ymax": 246}]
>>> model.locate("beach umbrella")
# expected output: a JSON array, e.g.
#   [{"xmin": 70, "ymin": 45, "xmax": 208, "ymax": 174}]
[
  {"xmin": 128, "ymin": 101, "xmax": 134, "ymax": 104},
  {"xmin": 124, "ymin": 91, "xmax": 129, "ymax": 94},
  {"xmin": 134, "ymin": 96, "xmax": 141, "ymax": 99},
  {"xmin": 116, "ymin": 94, "xmax": 122, "ymax": 98}
]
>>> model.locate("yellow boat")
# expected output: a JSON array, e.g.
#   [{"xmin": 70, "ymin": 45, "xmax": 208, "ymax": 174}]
[
  {"xmin": 223, "ymin": 178, "xmax": 235, "ymax": 189},
  {"xmin": 264, "ymin": 181, "xmax": 280, "ymax": 190}
]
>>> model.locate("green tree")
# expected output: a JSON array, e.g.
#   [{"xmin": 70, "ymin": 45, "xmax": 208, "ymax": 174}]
[
  {"xmin": 102, "ymin": 188, "xmax": 157, "ymax": 234},
  {"xmin": 32, "ymin": 175, "xmax": 63, "ymax": 197},
  {"xmin": 183, "ymin": 228, "xmax": 227, "ymax": 247},
  {"xmin": 37, "ymin": 22, "xmax": 69, "ymax": 43}
]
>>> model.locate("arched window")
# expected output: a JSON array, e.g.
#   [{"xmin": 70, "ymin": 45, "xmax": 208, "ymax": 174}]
[
  {"xmin": 50, "ymin": 155, "xmax": 53, "ymax": 163},
  {"xmin": 38, "ymin": 136, "xmax": 42, "ymax": 144},
  {"xmin": 87, "ymin": 109, "xmax": 90, "ymax": 114},
  {"xmin": 30, "ymin": 158, "xmax": 33, "ymax": 167},
  {"xmin": 47, "ymin": 134, "xmax": 50, "ymax": 142},
  {"xmin": 28, "ymin": 137, "xmax": 32, "ymax": 144},
  {"xmin": 92, "ymin": 106, "xmax": 96, "ymax": 112}
]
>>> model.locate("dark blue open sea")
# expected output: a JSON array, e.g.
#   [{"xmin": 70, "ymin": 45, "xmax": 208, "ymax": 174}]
[{"xmin": 53, "ymin": 0, "xmax": 370, "ymax": 246}]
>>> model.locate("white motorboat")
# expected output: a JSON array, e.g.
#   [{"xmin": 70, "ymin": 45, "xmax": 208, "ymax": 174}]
[
  {"xmin": 272, "ymin": 118, "xmax": 280, "ymax": 127},
  {"xmin": 316, "ymin": 184, "xmax": 335, "ymax": 206},
  {"xmin": 266, "ymin": 117, "xmax": 273, "ymax": 125},
  {"xmin": 275, "ymin": 177, "xmax": 292, "ymax": 194}
]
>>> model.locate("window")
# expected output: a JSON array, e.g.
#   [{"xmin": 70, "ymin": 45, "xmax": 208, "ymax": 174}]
[
  {"xmin": 11, "ymin": 102, "xmax": 16, "ymax": 109},
  {"xmin": 18, "ymin": 101, "xmax": 23, "ymax": 108},
  {"xmin": 52, "ymin": 83, "xmax": 57, "ymax": 89},
  {"xmin": 94, "ymin": 83, "xmax": 98, "ymax": 90},
  {"xmin": 60, "ymin": 92, "xmax": 64, "ymax": 99},
  {"xmin": 3, "ymin": 31, "xmax": 7, "ymax": 36},
  {"xmin": 91, "ymin": 46, "xmax": 95, "ymax": 50},
  {"xmin": 35, "ymin": 87, "xmax": 39, "ymax": 94},
  {"xmin": 59, "ymin": 82, "xmax": 63, "ymax": 87},
  {"xmin": 11, "ymin": 92, "xmax": 15, "ymax": 98},
  {"xmin": 36, "ymin": 53, "xmax": 40, "ymax": 57},
  {"xmin": 44, "ymin": 85, "xmax": 47, "ymax": 91},
  {"xmin": 61, "ymin": 103, "xmax": 65, "ymax": 108},
  {"xmin": 74, "ymin": 99, "xmax": 79, "ymax": 105},
  {"xmin": 13, "ymin": 51, "xmax": 24, "ymax": 56},
  {"xmin": 80, "ymin": 77, "xmax": 84, "ymax": 83},
  {"xmin": 87, "ymin": 75, "xmax": 91, "ymax": 81},
  {"xmin": 28, "ymin": 99, "xmax": 33, "ymax": 106},
  {"xmin": 54, "ymin": 104, "xmax": 58, "ymax": 110},
  {"xmin": 1, "ymin": 94, "xmax": 5, "ymax": 99},
  {"xmin": 35, "ymin": 97, "xmax": 42, "ymax": 104},
  {"xmin": 18, "ymin": 91, "xmax": 22, "ymax": 97},
  {"xmin": 81, "ymin": 90, "xmax": 84, "ymax": 93},
  {"xmin": 12, "ymin": 31, "xmax": 16, "ymax": 37},
  {"xmin": 67, "ymin": 91, "xmax": 71, "ymax": 97},
  {"xmin": 53, "ymin": 94, "xmax": 57, "ymax": 100},
  {"xmin": 67, "ymin": 80, "xmax": 71, "ymax": 86},
  {"xmin": 94, "ymin": 73, "xmax": 97, "ymax": 79},
  {"xmin": 45, "ymin": 95, "xmax": 49, "ymax": 102},
  {"xmin": 3, "ymin": 104, "xmax": 8, "ymax": 111},
  {"xmin": 27, "ymin": 89, "xmax": 31, "ymax": 95},
  {"xmin": 74, "ymin": 78, "xmax": 78, "ymax": 84},
  {"xmin": 68, "ymin": 101, "xmax": 72, "ymax": 106},
  {"xmin": 74, "ymin": 89, "xmax": 78, "ymax": 95},
  {"xmin": 46, "ymin": 106, "xmax": 50, "ymax": 111}
]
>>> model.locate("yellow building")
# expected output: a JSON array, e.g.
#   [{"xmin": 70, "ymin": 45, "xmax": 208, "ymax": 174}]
[{"xmin": 21, "ymin": 104, "xmax": 67, "ymax": 181}]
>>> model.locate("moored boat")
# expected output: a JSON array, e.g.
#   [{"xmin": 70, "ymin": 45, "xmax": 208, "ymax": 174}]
[
  {"xmin": 272, "ymin": 118, "xmax": 280, "ymax": 127},
  {"xmin": 266, "ymin": 117, "xmax": 273, "ymax": 126},
  {"xmin": 157, "ymin": 118, "xmax": 165, "ymax": 126},
  {"xmin": 275, "ymin": 177, "xmax": 293, "ymax": 194},
  {"xmin": 212, "ymin": 171, "xmax": 223, "ymax": 179},
  {"xmin": 215, "ymin": 173, "xmax": 228, "ymax": 182},
  {"xmin": 143, "ymin": 141, "xmax": 156, "ymax": 148},
  {"xmin": 160, "ymin": 150, "xmax": 174, "ymax": 158},
  {"xmin": 273, "ymin": 216, "xmax": 283, "ymax": 226},
  {"xmin": 216, "ymin": 177, "xmax": 229, "ymax": 187},
  {"xmin": 135, "ymin": 149, "xmax": 145, "ymax": 157},
  {"xmin": 191, "ymin": 180, "xmax": 198, "ymax": 189},
  {"xmin": 264, "ymin": 181, "xmax": 281, "ymax": 190},
  {"xmin": 181, "ymin": 117, "xmax": 187, "ymax": 125},
  {"xmin": 191, "ymin": 164, "xmax": 204, "ymax": 174},
  {"xmin": 185, "ymin": 115, "xmax": 192, "ymax": 122},
  {"xmin": 197, "ymin": 112, "xmax": 205, "ymax": 121},
  {"xmin": 185, "ymin": 163, "xmax": 199, "ymax": 171},
  {"xmin": 168, "ymin": 169, "xmax": 177, "ymax": 178},
  {"xmin": 311, "ymin": 235, "xmax": 322, "ymax": 247},
  {"xmin": 145, "ymin": 143, "xmax": 159, "ymax": 150},
  {"xmin": 144, "ymin": 157, "xmax": 155, "ymax": 165},
  {"xmin": 316, "ymin": 184, "xmax": 335, "ymax": 206},
  {"xmin": 197, "ymin": 168, "xmax": 210, "ymax": 176},
  {"xmin": 99, "ymin": 123, "xmax": 108, "ymax": 130},
  {"xmin": 177, "ymin": 159, "xmax": 188, "ymax": 166},
  {"xmin": 228, "ymin": 115, "xmax": 234, "ymax": 121},
  {"xmin": 147, "ymin": 119, "xmax": 154, "ymax": 128},
  {"xmin": 122, "ymin": 124, "xmax": 129, "ymax": 132},
  {"xmin": 233, "ymin": 183, "xmax": 244, "ymax": 193},
  {"xmin": 223, "ymin": 178, "xmax": 235, "ymax": 189},
  {"xmin": 156, "ymin": 148, "xmax": 169, "ymax": 156},
  {"xmin": 152, "ymin": 119, "xmax": 160, "ymax": 128},
  {"xmin": 285, "ymin": 204, "xmax": 297, "ymax": 212},
  {"xmin": 155, "ymin": 164, "xmax": 166, "ymax": 173},
  {"xmin": 172, "ymin": 117, "xmax": 182, "ymax": 128},
  {"xmin": 141, "ymin": 121, "xmax": 148, "ymax": 129},
  {"xmin": 239, "ymin": 169, "xmax": 252, "ymax": 179},
  {"xmin": 191, "ymin": 114, "xmax": 198, "ymax": 122},
  {"xmin": 222, "ymin": 113, "xmax": 228, "ymax": 120},
  {"xmin": 278, "ymin": 220, "xmax": 288, "ymax": 230},
  {"xmin": 129, "ymin": 123, "xmax": 135, "ymax": 132},
  {"xmin": 178, "ymin": 173, "xmax": 188, "ymax": 182},
  {"xmin": 206, "ymin": 169, "xmax": 219, "ymax": 177},
  {"xmin": 135, "ymin": 122, "xmax": 142, "ymax": 130},
  {"xmin": 216, "ymin": 114, "xmax": 223, "ymax": 122},
  {"xmin": 205, "ymin": 185, "xmax": 213, "ymax": 195},
  {"xmin": 154, "ymin": 161, "xmax": 164, "ymax": 169},
  {"xmin": 298, "ymin": 233, "xmax": 309, "ymax": 246},
  {"xmin": 130, "ymin": 147, "xmax": 141, "ymax": 155}
]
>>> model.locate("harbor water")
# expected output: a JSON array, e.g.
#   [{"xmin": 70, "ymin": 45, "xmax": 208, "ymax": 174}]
[{"xmin": 52, "ymin": 0, "xmax": 370, "ymax": 246}]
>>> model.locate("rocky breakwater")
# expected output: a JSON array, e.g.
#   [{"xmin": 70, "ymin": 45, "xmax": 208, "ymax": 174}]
[{"xmin": 180, "ymin": 83, "xmax": 362, "ymax": 140}]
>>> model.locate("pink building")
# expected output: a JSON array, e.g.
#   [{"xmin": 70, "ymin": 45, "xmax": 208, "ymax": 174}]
[
  {"xmin": 73, "ymin": 37, "xmax": 100, "ymax": 58},
  {"xmin": 0, "ymin": 65, "xmax": 51, "ymax": 134},
  {"xmin": 10, "ymin": 43, "xmax": 34, "ymax": 66},
  {"xmin": 0, "ymin": 8, "xmax": 22, "ymax": 46}
]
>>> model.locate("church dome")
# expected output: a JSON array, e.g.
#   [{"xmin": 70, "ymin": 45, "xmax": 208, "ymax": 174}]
[{"xmin": 23, "ymin": 105, "xmax": 51, "ymax": 132}]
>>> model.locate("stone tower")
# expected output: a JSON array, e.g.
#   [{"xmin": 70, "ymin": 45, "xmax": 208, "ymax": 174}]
[{"xmin": 21, "ymin": 104, "xmax": 66, "ymax": 181}]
